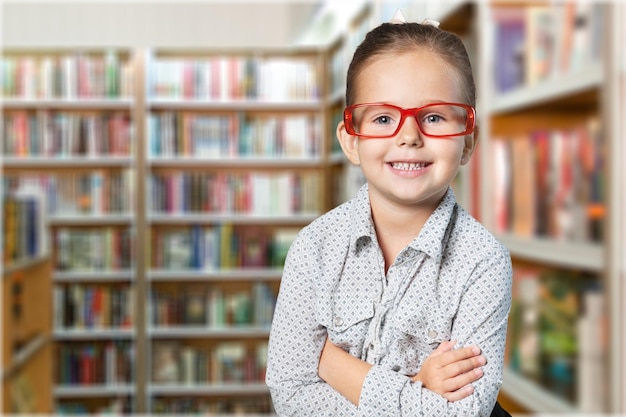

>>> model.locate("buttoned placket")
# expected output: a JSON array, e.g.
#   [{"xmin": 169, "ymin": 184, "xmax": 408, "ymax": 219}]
[{"xmin": 365, "ymin": 246, "xmax": 425, "ymax": 365}]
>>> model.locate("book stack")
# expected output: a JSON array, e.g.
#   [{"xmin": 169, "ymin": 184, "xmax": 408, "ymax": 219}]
[
  {"xmin": 150, "ymin": 225, "xmax": 299, "ymax": 270},
  {"xmin": 149, "ymin": 55, "xmax": 319, "ymax": 102},
  {"xmin": 148, "ymin": 171, "xmax": 320, "ymax": 216},
  {"xmin": 151, "ymin": 341, "xmax": 268, "ymax": 385},
  {"xmin": 6, "ymin": 171, "xmax": 134, "ymax": 215},
  {"xmin": 53, "ymin": 284, "xmax": 134, "ymax": 329},
  {"xmin": 3, "ymin": 110, "xmax": 134, "ymax": 158},
  {"xmin": 491, "ymin": 2, "xmax": 604, "ymax": 93},
  {"xmin": 506, "ymin": 266, "xmax": 605, "ymax": 404},
  {"xmin": 56, "ymin": 341, "xmax": 134, "ymax": 385},
  {"xmin": 54, "ymin": 227, "xmax": 134, "ymax": 271},
  {"xmin": 491, "ymin": 117, "xmax": 604, "ymax": 242},
  {"xmin": 2, "ymin": 183, "xmax": 48, "ymax": 263},
  {"xmin": 148, "ymin": 112, "xmax": 320, "ymax": 159},
  {"xmin": 149, "ymin": 282, "xmax": 276, "ymax": 328},
  {"xmin": 2, "ymin": 51, "xmax": 133, "ymax": 99}
]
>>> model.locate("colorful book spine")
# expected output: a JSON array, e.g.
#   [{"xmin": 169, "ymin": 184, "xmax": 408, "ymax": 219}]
[
  {"xmin": 150, "ymin": 55, "xmax": 319, "ymax": 101},
  {"xmin": 2, "ymin": 111, "xmax": 134, "ymax": 157},
  {"xmin": 148, "ymin": 171, "xmax": 320, "ymax": 216},
  {"xmin": 2, "ymin": 51, "xmax": 133, "ymax": 99},
  {"xmin": 491, "ymin": 117, "xmax": 604, "ymax": 242}
]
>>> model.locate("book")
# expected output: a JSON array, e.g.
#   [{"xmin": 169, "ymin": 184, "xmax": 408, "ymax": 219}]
[
  {"xmin": 240, "ymin": 227, "xmax": 269, "ymax": 268},
  {"xmin": 577, "ymin": 288, "xmax": 607, "ymax": 412},
  {"xmin": 152, "ymin": 342, "xmax": 180, "ymax": 383},
  {"xmin": 182, "ymin": 285, "xmax": 207, "ymax": 325},
  {"xmin": 491, "ymin": 117, "xmax": 605, "ymax": 242},
  {"xmin": 492, "ymin": 7, "xmax": 526, "ymax": 93},
  {"xmin": 525, "ymin": 6, "xmax": 557, "ymax": 86},
  {"xmin": 507, "ymin": 268, "xmax": 541, "ymax": 379}
]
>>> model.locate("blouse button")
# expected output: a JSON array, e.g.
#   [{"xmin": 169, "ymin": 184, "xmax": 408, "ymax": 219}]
[
  {"xmin": 428, "ymin": 329, "xmax": 438, "ymax": 338},
  {"xmin": 334, "ymin": 316, "xmax": 344, "ymax": 327}
]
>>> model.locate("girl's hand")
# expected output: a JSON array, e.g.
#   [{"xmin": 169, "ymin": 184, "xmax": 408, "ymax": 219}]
[{"xmin": 411, "ymin": 340, "xmax": 486, "ymax": 402}]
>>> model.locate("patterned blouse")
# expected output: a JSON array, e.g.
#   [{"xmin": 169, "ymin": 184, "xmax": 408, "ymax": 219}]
[{"xmin": 267, "ymin": 184, "xmax": 512, "ymax": 416}]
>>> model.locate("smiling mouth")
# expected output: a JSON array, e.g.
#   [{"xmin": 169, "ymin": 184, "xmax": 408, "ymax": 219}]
[{"xmin": 389, "ymin": 161, "xmax": 431, "ymax": 171}]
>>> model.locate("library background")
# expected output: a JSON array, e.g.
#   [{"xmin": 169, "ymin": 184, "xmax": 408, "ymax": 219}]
[{"xmin": 1, "ymin": 0, "xmax": 625, "ymax": 415}]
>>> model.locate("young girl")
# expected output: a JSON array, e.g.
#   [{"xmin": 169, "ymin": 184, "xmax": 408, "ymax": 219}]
[{"xmin": 267, "ymin": 12, "xmax": 512, "ymax": 416}]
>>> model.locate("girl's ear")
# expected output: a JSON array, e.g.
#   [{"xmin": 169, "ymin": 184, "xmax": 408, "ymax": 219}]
[
  {"xmin": 461, "ymin": 125, "xmax": 479, "ymax": 165},
  {"xmin": 337, "ymin": 121, "xmax": 360, "ymax": 166}
]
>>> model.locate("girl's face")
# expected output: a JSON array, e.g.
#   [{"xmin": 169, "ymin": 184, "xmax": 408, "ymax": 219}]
[{"xmin": 338, "ymin": 48, "xmax": 475, "ymax": 213}]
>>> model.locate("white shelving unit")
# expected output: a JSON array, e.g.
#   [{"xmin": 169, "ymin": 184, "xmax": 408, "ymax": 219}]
[
  {"xmin": 2, "ymin": 48, "xmax": 139, "ymax": 414},
  {"xmin": 316, "ymin": 1, "xmax": 625, "ymax": 414}
]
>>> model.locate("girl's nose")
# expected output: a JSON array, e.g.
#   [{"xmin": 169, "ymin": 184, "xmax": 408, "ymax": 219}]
[{"xmin": 395, "ymin": 115, "xmax": 423, "ymax": 147}]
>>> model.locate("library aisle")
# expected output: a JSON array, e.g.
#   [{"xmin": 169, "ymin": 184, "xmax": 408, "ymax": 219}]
[{"xmin": 2, "ymin": 1, "xmax": 625, "ymax": 415}]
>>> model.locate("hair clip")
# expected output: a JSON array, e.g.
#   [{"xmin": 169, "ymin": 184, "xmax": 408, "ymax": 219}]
[
  {"xmin": 389, "ymin": 9, "xmax": 406, "ymax": 24},
  {"xmin": 420, "ymin": 18, "xmax": 441, "ymax": 28}
]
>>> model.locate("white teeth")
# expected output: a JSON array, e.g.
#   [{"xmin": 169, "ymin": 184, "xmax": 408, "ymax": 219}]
[{"xmin": 391, "ymin": 162, "xmax": 428, "ymax": 170}]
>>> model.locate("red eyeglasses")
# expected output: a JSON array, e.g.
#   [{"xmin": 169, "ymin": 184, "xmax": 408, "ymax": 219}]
[{"xmin": 344, "ymin": 102, "xmax": 475, "ymax": 139}]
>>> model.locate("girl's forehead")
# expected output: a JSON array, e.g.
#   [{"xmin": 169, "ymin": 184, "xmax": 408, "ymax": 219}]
[{"xmin": 354, "ymin": 50, "xmax": 464, "ymax": 103}]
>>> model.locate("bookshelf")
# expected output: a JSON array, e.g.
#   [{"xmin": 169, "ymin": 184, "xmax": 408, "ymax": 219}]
[
  {"xmin": 315, "ymin": 1, "xmax": 625, "ymax": 415},
  {"xmin": 2, "ymin": 48, "xmax": 139, "ymax": 414},
  {"xmin": 476, "ymin": 1, "xmax": 622, "ymax": 414},
  {"xmin": 2, "ymin": 255, "xmax": 53, "ymax": 414},
  {"xmin": 2, "ymin": 2, "xmax": 623, "ymax": 414},
  {"xmin": 142, "ymin": 47, "xmax": 331, "ymax": 414},
  {"xmin": 2, "ymin": 182, "xmax": 52, "ymax": 413}
]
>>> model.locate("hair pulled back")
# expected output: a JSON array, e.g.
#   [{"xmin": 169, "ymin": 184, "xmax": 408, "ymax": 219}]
[{"xmin": 346, "ymin": 22, "xmax": 476, "ymax": 108}]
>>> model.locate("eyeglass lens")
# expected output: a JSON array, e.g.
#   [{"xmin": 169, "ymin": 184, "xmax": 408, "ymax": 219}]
[{"xmin": 351, "ymin": 104, "xmax": 470, "ymax": 137}]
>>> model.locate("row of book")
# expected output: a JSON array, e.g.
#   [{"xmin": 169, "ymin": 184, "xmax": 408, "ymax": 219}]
[
  {"xmin": 150, "ymin": 225, "xmax": 298, "ymax": 270},
  {"xmin": 149, "ymin": 56, "xmax": 320, "ymax": 101},
  {"xmin": 53, "ymin": 284, "xmax": 134, "ymax": 329},
  {"xmin": 56, "ymin": 341, "xmax": 134, "ymax": 385},
  {"xmin": 492, "ymin": 118, "xmax": 604, "ymax": 242},
  {"xmin": 149, "ymin": 282, "xmax": 276, "ymax": 328},
  {"xmin": 2, "ymin": 51, "xmax": 134, "ymax": 99},
  {"xmin": 506, "ymin": 266, "xmax": 606, "ymax": 410},
  {"xmin": 3, "ymin": 111, "xmax": 134, "ymax": 157},
  {"xmin": 148, "ymin": 171, "xmax": 321, "ymax": 216},
  {"xmin": 148, "ymin": 111, "xmax": 321, "ymax": 159},
  {"xmin": 492, "ymin": 2, "xmax": 604, "ymax": 92},
  {"xmin": 151, "ymin": 396, "xmax": 273, "ymax": 414},
  {"xmin": 151, "ymin": 341, "xmax": 267, "ymax": 385},
  {"xmin": 5, "ymin": 171, "xmax": 134, "ymax": 215},
  {"xmin": 2, "ymin": 195, "xmax": 46, "ymax": 263},
  {"xmin": 55, "ymin": 227, "xmax": 134, "ymax": 271}
]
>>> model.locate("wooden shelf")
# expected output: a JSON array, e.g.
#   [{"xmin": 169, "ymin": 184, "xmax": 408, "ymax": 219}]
[
  {"xmin": 148, "ymin": 212, "xmax": 318, "ymax": 225},
  {"xmin": 148, "ymin": 382, "xmax": 269, "ymax": 396},
  {"xmin": 54, "ymin": 384, "xmax": 134, "ymax": 398},
  {"xmin": 53, "ymin": 270, "xmax": 135, "ymax": 283},
  {"xmin": 147, "ymin": 98, "xmax": 323, "ymax": 111},
  {"xmin": 2, "ymin": 256, "xmax": 53, "ymax": 413},
  {"xmin": 148, "ymin": 326, "xmax": 270, "ymax": 339},
  {"xmin": 53, "ymin": 328, "xmax": 134, "ymax": 340},
  {"xmin": 49, "ymin": 214, "xmax": 134, "ymax": 226},
  {"xmin": 148, "ymin": 156, "xmax": 324, "ymax": 168},
  {"xmin": 502, "ymin": 368, "xmax": 578, "ymax": 414},
  {"xmin": 490, "ymin": 64, "xmax": 603, "ymax": 114},
  {"xmin": 496, "ymin": 233, "xmax": 604, "ymax": 272},
  {"xmin": 2, "ymin": 156, "xmax": 134, "ymax": 168},
  {"xmin": 148, "ymin": 268, "xmax": 282, "ymax": 282},
  {"xmin": 3, "ymin": 253, "xmax": 50, "ymax": 277},
  {"xmin": 3, "ymin": 97, "xmax": 134, "ymax": 109},
  {"xmin": 1, "ymin": 334, "xmax": 48, "ymax": 380}
]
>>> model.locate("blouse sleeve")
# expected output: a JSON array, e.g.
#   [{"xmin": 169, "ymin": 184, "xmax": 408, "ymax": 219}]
[
  {"xmin": 357, "ymin": 246, "xmax": 512, "ymax": 416},
  {"xmin": 266, "ymin": 233, "xmax": 356, "ymax": 416}
]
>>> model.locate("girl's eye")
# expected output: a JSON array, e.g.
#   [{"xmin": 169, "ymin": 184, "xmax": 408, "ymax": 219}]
[
  {"xmin": 373, "ymin": 115, "xmax": 393, "ymax": 125},
  {"xmin": 424, "ymin": 114, "xmax": 444, "ymax": 124}
]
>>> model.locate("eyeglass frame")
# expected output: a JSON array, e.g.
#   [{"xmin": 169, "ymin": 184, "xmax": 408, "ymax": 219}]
[{"xmin": 343, "ymin": 102, "xmax": 476, "ymax": 139}]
